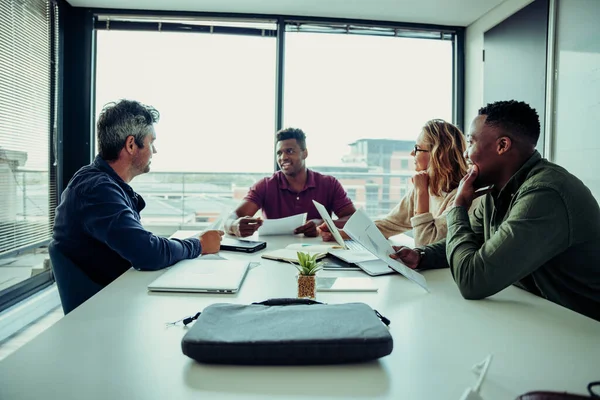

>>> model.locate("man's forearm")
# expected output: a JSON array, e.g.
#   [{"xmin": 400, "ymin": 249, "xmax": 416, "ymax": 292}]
[
  {"xmin": 333, "ymin": 217, "xmax": 349, "ymax": 228},
  {"xmin": 94, "ymin": 221, "xmax": 202, "ymax": 271},
  {"xmin": 332, "ymin": 203, "xmax": 356, "ymax": 228},
  {"xmin": 445, "ymin": 205, "xmax": 483, "ymax": 296},
  {"xmin": 420, "ymin": 239, "xmax": 449, "ymax": 270},
  {"xmin": 445, "ymin": 191, "xmax": 569, "ymax": 300},
  {"xmin": 136, "ymin": 236, "xmax": 201, "ymax": 270}
]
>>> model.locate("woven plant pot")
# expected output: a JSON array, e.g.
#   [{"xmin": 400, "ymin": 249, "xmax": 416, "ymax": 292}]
[{"xmin": 297, "ymin": 274, "xmax": 316, "ymax": 300}]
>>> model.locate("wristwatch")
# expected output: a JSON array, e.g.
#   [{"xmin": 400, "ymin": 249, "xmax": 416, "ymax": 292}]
[{"xmin": 416, "ymin": 248, "xmax": 426, "ymax": 266}]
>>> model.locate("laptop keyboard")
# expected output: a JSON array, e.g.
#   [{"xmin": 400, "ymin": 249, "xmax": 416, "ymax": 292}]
[{"xmin": 345, "ymin": 240, "xmax": 366, "ymax": 251}]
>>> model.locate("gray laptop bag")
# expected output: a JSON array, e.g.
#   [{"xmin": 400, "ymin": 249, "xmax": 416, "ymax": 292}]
[{"xmin": 181, "ymin": 298, "xmax": 393, "ymax": 365}]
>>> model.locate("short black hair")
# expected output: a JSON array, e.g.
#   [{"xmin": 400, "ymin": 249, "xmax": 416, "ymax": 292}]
[
  {"xmin": 276, "ymin": 128, "xmax": 306, "ymax": 150},
  {"xmin": 478, "ymin": 100, "xmax": 540, "ymax": 145},
  {"xmin": 97, "ymin": 100, "xmax": 160, "ymax": 161}
]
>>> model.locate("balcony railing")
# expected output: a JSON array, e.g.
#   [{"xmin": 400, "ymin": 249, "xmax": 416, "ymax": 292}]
[
  {"xmin": 1, "ymin": 169, "xmax": 52, "ymax": 256},
  {"xmin": 128, "ymin": 169, "xmax": 414, "ymax": 237},
  {"xmin": 2, "ymin": 168, "xmax": 415, "ymax": 243}
]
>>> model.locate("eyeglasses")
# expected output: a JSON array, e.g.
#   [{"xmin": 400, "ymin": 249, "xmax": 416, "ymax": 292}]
[{"xmin": 414, "ymin": 145, "xmax": 429, "ymax": 154}]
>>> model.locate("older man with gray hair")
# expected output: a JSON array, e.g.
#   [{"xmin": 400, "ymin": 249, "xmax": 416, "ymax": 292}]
[{"xmin": 53, "ymin": 99, "xmax": 223, "ymax": 287}]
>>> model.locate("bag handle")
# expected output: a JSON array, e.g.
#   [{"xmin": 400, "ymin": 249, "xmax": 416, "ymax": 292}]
[
  {"xmin": 253, "ymin": 299, "xmax": 391, "ymax": 326},
  {"xmin": 252, "ymin": 298, "xmax": 323, "ymax": 306},
  {"xmin": 167, "ymin": 299, "xmax": 321, "ymax": 326},
  {"xmin": 169, "ymin": 299, "xmax": 391, "ymax": 327}
]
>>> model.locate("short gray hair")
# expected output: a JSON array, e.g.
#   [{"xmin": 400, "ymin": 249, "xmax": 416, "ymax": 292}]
[{"xmin": 97, "ymin": 100, "xmax": 160, "ymax": 161}]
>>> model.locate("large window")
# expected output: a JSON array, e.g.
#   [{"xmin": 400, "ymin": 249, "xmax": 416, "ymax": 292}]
[
  {"xmin": 94, "ymin": 18, "xmax": 457, "ymax": 236},
  {"xmin": 284, "ymin": 30, "xmax": 453, "ymax": 218},
  {"xmin": 0, "ymin": 0, "xmax": 57, "ymax": 312},
  {"xmin": 95, "ymin": 23, "xmax": 277, "ymax": 236}
]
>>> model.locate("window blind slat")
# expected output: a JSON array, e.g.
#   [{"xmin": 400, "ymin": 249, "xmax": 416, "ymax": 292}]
[{"xmin": 0, "ymin": 0, "xmax": 55, "ymax": 257}]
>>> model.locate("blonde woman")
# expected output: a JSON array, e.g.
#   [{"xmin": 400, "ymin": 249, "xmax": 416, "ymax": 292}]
[{"xmin": 322, "ymin": 119, "xmax": 473, "ymax": 247}]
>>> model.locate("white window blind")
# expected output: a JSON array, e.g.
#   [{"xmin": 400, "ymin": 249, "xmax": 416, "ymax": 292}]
[{"xmin": 0, "ymin": 0, "xmax": 55, "ymax": 256}]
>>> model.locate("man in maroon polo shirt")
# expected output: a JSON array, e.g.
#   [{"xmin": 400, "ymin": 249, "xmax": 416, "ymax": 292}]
[{"xmin": 224, "ymin": 128, "xmax": 356, "ymax": 237}]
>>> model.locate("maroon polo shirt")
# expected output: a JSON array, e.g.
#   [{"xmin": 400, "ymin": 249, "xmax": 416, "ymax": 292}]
[{"xmin": 245, "ymin": 169, "xmax": 352, "ymax": 220}]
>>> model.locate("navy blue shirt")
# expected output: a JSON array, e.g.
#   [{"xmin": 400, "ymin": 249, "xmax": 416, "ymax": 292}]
[{"xmin": 53, "ymin": 156, "xmax": 201, "ymax": 286}]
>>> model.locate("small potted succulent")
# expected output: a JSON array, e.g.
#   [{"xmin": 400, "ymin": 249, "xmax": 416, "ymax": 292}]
[{"xmin": 294, "ymin": 251, "xmax": 324, "ymax": 300}]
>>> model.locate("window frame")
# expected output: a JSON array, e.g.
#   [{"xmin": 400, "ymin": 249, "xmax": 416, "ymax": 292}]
[
  {"xmin": 0, "ymin": 0, "xmax": 60, "ymax": 314},
  {"xmin": 88, "ymin": 12, "xmax": 464, "ymax": 168},
  {"xmin": 53, "ymin": 8, "xmax": 464, "ymax": 273}
]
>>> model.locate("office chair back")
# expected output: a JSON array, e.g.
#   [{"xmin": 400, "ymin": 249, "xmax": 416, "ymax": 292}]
[{"xmin": 48, "ymin": 241, "xmax": 102, "ymax": 315}]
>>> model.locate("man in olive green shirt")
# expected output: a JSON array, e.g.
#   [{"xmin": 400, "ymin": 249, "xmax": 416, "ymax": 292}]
[{"xmin": 392, "ymin": 100, "xmax": 600, "ymax": 321}]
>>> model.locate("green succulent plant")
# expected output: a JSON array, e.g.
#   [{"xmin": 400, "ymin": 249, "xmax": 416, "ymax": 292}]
[{"xmin": 293, "ymin": 251, "xmax": 324, "ymax": 276}]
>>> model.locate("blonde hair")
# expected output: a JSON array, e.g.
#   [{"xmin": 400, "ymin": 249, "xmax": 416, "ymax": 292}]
[{"xmin": 421, "ymin": 119, "xmax": 469, "ymax": 196}]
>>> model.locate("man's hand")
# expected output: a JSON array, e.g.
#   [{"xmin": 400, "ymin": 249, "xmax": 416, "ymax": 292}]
[
  {"xmin": 199, "ymin": 230, "xmax": 224, "ymax": 254},
  {"xmin": 231, "ymin": 216, "xmax": 263, "ymax": 237},
  {"xmin": 454, "ymin": 165, "xmax": 493, "ymax": 209},
  {"xmin": 412, "ymin": 170, "xmax": 429, "ymax": 193},
  {"xmin": 390, "ymin": 246, "xmax": 421, "ymax": 270},
  {"xmin": 317, "ymin": 222, "xmax": 349, "ymax": 242},
  {"xmin": 294, "ymin": 219, "xmax": 321, "ymax": 237},
  {"xmin": 318, "ymin": 222, "xmax": 335, "ymax": 241}
]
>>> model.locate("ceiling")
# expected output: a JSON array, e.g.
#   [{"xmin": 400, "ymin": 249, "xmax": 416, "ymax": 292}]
[{"xmin": 66, "ymin": 0, "xmax": 507, "ymax": 27}]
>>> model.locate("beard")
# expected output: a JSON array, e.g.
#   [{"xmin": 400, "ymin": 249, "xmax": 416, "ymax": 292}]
[
  {"xmin": 282, "ymin": 169, "xmax": 296, "ymax": 177},
  {"xmin": 473, "ymin": 167, "xmax": 494, "ymax": 189},
  {"xmin": 280, "ymin": 162, "xmax": 298, "ymax": 177},
  {"xmin": 132, "ymin": 156, "xmax": 151, "ymax": 177}
]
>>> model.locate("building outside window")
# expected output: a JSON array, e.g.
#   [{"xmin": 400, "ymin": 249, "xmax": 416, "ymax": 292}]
[{"xmin": 284, "ymin": 28, "xmax": 453, "ymax": 217}]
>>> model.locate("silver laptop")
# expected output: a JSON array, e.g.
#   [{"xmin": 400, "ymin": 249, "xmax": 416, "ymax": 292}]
[
  {"xmin": 312, "ymin": 200, "xmax": 393, "ymax": 276},
  {"xmin": 148, "ymin": 259, "xmax": 250, "ymax": 293}
]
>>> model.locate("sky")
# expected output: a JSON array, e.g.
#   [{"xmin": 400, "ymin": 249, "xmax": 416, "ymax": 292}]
[{"xmin": 95, "ymin": 29, "xmax": 453, "ymax": 173}]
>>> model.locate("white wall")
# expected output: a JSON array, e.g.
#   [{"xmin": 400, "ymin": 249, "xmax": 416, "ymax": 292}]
[
  {"xmin": 553, "ymin": 0, "xmax": 600, "ymax": 201},
  {"xmin": 464, "ymin": 0, "xmax": 534, "ymax": 129},
  {"xmin": 465, "ymin": 0, "xmax": 600, "ymax": 202}
]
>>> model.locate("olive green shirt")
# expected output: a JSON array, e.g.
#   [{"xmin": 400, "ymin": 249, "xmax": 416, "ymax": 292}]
[{"xmin": 421, "ymin": 151, "xmax": 600, "ymax": 321}]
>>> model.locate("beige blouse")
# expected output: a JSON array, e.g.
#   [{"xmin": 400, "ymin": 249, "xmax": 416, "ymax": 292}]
[{"xmin": 374, "ymin": 187, "xmax": 480, "ymax": 247}]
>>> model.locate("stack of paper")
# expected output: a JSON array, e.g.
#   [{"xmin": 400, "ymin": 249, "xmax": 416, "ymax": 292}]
[{"xmin": 257, "ymin": 213, "xmax": 307, "ymax": 236}]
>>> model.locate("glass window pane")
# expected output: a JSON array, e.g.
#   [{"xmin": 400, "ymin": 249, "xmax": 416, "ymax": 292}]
[
  {"xmin": 0, "ymin": 0, "xmax": 52, "ymax": 256},
  {"xmin": 95, "ymin": 29, "xmax": 277, "ymax": 236},
  {"xmin": 0, "ymin": 0, "xmax": 56, "ymax": 312},
  {"xmin": 284, "ymin": 32, "xmax": 453, "ymax": 218}
]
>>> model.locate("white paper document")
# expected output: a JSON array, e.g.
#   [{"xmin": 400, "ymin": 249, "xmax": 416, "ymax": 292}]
[
  {"xmin": 169, "ymin": 230, "xmax": 200, "ymax": 240},
  {"xmin": 389, "ymin": 233, "xmax": 416, "ymax": 249},
  {"xmin": 343, "ymin": 209, "xmax": 429, "ymax": 292},
  {"xmin": 258, "ymin": 213, "xmax": 307, "ymax": 236},
  {"xmin": 205, "ymin": 212, "xmax": 227, "ymax": 231},
  {"xmin": 316, "ymin": 277, "xmax": 378, "ymax": 292}
]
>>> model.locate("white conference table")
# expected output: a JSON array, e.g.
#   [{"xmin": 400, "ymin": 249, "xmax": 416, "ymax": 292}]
[{"xmin": 1, "ymin": 234, "xmax": 599, "ymax": 400}]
